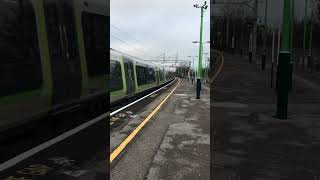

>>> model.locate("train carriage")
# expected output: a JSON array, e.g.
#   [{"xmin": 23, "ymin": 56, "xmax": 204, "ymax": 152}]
[
  {"xmin": 110, "ymin": 48, "xmax": 174, "ymax": 104},
  {"xmin": 0, "ymin": 0, "xmax": 173, "ymax": 131},
  {"xmin": 0, "ymin": 0, "xmax": 108, "ymax": 131}
]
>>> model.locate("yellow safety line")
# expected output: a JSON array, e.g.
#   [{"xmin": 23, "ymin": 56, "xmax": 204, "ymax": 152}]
[
  {"xmin": 210, "ymin": 50, "xmax": 224, "ymax": 83},
  {"xmin": 110, "ymin": 79, "xmax": 180, "ymax": 163}
]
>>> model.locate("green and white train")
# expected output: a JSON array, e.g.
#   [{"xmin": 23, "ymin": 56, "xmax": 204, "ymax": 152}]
[
  {"xmin": 110, "ymin": 49, "xmax": 174, "ymax": 103},
  {"xmin": 0, "ymin": 0, "xmax": 173, "ymax": 132},
  {"xmin": 0, "ymin": 0, "xmax": 108, "ymax": 131}
]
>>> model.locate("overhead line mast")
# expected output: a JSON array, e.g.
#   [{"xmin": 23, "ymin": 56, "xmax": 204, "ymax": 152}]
[{"xmin": 193, "ymin": 1, "xmax": 208, "ymax": 99}]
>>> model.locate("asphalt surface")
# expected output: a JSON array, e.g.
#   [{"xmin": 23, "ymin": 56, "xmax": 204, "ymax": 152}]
[
  {"xmin": 0, "ymin": 79, "xmax": 175, "ymax": 180},
  {"xmin": 0, "ymin": 106, "xmax": 109, "ymax": 180},
  {"xmin": 0, "ymin": 106, "xmax": 105, "ymax": 163},
  {"xmin": 111, "ymin": 79, "xmax": 210, "ymax": 180},
  {"xmin": 0, "ymin": 118, "xmax": 108, "ymax": 180},
  {"xmin": 110, "ymin": 80, "xmax": 174, "ymax": 131},
  {"xmin": 212, "ymin": 53, "xmax": 320, "ymax": 180},
  {"xmin": 293, "ymin": 60, "xmax": 320, "ymax": 87}
]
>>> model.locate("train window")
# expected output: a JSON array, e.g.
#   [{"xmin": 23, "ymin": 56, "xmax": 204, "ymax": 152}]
[
  {"xmin": 0, "ymin": 0, "xmax": 42, "ymax": 97},
  {"xmin": 147, "ymin": 68, "xmax": 156, "ymax": 83},
  {"xmin": 82, "ymin": 12, "xmax": 108, "ymax": 77},
  {"xmin": 136, "ymin": 65, "xmax": 148, "ymax": 86},
  {"xmin": 44, "ymin": 2, "xmax": 61, "ymax": 60},
  {"xmin": 110, "ymin": 60, "xmax": 122, "ymax": 91}
]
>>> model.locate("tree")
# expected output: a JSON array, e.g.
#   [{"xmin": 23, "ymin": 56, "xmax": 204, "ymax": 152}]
[{"xmin": 313, "ymin": 0, "xmax": 320, "ymax": 48}]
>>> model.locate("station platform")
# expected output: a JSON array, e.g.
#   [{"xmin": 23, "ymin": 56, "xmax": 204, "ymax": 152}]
[
  {"xmin": 212, "ymin": 53, "xmax": 320, "ymax": 179},
  {"xmin": 110, "ymin": 78, "xmax": 210, "ymax": 180}
]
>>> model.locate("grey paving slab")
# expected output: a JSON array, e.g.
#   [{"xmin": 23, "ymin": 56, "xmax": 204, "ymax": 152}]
[
  {"xmin": 110, "ymin": 79, "xmax": 210, "ymax": 180},
  {"xmin": 212, "ymin": 53, "xmax": 320, "ymax": 180}
]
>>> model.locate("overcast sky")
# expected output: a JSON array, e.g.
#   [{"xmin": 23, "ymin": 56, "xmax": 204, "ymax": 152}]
[{"xmin": 110, "ymin": 0, "xmax": 210, "ymax": 69}]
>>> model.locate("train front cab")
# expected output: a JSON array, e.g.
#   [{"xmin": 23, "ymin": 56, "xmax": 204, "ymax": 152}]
[{"xmin": 110, "ymin": 51, "xmax": 170, "ymax": 104}]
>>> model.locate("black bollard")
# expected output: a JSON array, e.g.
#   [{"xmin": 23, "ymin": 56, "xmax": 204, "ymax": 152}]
[
  {"xmin": 196, "ymin": 78, "xmax": 201, "ymax": 99},
  {"xmin": 307, "ymin": 55, "xmax": 311, "ymax": 69},
  {"xmin": 276, "ymin": 65, "xmax": 279, "ymax": 91},
  {"xmin": 262, "ymin": 54, "xmax": 266, "ymax": 70},
  {"xmin": 270, "ymin": 62, "xmax": 274, "ymax": 88},
  {"xmin": 276, "ymin": 52, "xmax": 291, "ymax": 119},
  {"xmin": 288, "ymin": 61, "xmax": 293, "ymax": 91},
  {"xmin": 308, "ymin": 55, "xmax": 313, "ymax": 73},
  {"xmin": 249, "ymin": 52, "xmax": 252, "ymax": 63}
]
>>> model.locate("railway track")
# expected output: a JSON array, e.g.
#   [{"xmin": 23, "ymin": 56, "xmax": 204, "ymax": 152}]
[
  {"xmin": 110, "ymin": 78, "xmax": 175, "ymax": 113},
  {"xmin": 109, "ymin": 78, "xmax": 176, "ymax": 130}
]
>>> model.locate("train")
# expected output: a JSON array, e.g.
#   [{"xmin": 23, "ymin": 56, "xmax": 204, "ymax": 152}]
[
  {"xmin": 110, "ymin": 48, "xmax": 175, "ymax": 103},
  {"xmin": 0, "ymin": 0, "xmax": 108, "ymax": 131},
  {"xmin": 0, "ymin": 0, "xmax": 174, "ymax": 132}
]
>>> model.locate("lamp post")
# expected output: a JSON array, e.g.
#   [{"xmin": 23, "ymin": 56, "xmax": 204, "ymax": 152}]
[
  {"xmin": 194, "ymin": 1, "xmax": 208, "ymax": 99},
  {"xmin": 276, "ymin": 0, "xmax": 293, "ymax": 119},
  {"xmin": 192, "ymin": 41, "xmax": 210, "ymax": 86}
]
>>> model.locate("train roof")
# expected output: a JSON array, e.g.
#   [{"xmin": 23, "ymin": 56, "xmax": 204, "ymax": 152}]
[
  {"xmin": 78, "ymin": 0, "xmax": 108, "ymax": 16},
  {"xmin": 110, "ymin": 48, "xmax": 166, "ymax": 70}
]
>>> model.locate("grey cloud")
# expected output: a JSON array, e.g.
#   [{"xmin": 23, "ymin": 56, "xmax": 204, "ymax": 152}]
[{"xmin": 111, "ymin": 0, "xmax": 210, "ymax": 69}]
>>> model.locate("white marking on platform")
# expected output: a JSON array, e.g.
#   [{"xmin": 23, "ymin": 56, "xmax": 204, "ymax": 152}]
[{"xmin": 174, "ymin": 94, "xmax": 188, "ymax": 96}]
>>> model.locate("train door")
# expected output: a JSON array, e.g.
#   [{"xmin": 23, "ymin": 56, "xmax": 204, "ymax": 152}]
[
  {"xmin": 156, "ymin": 70, "xmax": 160, "ymax": 84},
  {"xmin": 44, "ymin": 0, "xmax": 81, "ymax": 105},
  {"xmin": 123, "ymin": 58, "xmax": 135, "ymax": 95}
]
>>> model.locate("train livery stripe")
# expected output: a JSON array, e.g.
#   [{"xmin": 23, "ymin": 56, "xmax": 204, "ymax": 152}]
[
  {"xmin": 36, "ymin": 0, "xmax": 52, "ymax": 104},
  {"xmin": 133, "ymin": 62, "xmax": 138, "ymax": 90},
  {"xmin": 74, "ymin": 0, "xmax": 89, "ymax": 96},
  {"xmin": 0, "ymin": 90, "xmax": 42, "ymax": 105},
  {"xmin": 110, "ymin": 78, "xmax": 180, "ymax": 163},
  {"xmin": 110, "ymin": 90, "xmax": 124, "ymax": 102},
  {"xmin": 120, "ymin": 56, "xmax": 127, "ymax": 95}
]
